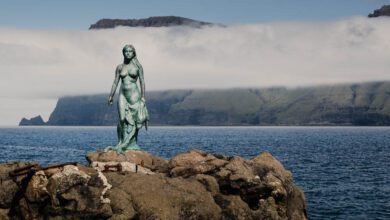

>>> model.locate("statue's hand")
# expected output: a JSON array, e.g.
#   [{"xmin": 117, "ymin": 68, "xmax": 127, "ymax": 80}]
[{"xmin": 108, "ymin": 96, "xmax": 113, "ymax": 106}]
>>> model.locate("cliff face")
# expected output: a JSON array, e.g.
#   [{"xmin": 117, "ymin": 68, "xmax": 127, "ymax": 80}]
[
  {"xmin": 46, "ymin": 95, "xmax": 117, "ymax": 126},
  {"xmin": 0, "ymin": 150, "xmax": 307, "ymax": 219},
  {"xmin": 89, "ymin": 16, "xmax": 218, "ymax": 29},
  {"xmin": 368, "ymin": 5, "xmax": 390, "ymax": 17},
  {"xmin": 42, "ymin": 82, "xmax": 390, "ymax": 126}
]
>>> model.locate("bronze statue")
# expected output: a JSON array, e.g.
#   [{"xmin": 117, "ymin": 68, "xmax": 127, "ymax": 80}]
[{"xmin": 106, "ymin": 44, "xmax": 149, "ymax": 153}]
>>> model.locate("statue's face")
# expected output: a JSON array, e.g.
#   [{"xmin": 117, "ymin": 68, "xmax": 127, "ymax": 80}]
[{"xmin": 123, "ymin": 47, "xmax": 135, "ymax": 60}]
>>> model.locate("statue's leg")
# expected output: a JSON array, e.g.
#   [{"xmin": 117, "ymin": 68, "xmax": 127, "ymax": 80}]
[
  {"xmin": 112, "ymin": 92, "xmax": 127, "ymax": 153},
  {"xmin": 118, "ymin": 92, "xmax": 127, "ymax": 141}
]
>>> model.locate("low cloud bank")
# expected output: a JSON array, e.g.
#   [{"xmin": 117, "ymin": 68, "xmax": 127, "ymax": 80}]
[{"xmin": 1, "ymin": 16, "xmax": 390, "ymax": 124}]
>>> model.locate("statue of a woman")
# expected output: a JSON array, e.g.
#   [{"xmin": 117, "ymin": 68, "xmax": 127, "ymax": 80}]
[{"xmin": 106, "ymin": 44, "xmax": 149, "ymax": 153}]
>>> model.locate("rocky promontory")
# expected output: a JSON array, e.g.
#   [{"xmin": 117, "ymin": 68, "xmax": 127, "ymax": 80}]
[
  {"xmin": 89, "ymin": 16, "xmax": 220, "ymax": 29},
  {"xmin": 31, "ymin": 82, "xmax": 390, "ymax": 126},
  {"xmin": 0, "ymin": 150, "xmax": 307, "ymax": 219},
  {"xmin": 19, "ymin": 115, "xmax": 46, "ymax": 126},
  {"xmin": 368, "ymin": 5, "xmax": 390, "ymax": 17}
]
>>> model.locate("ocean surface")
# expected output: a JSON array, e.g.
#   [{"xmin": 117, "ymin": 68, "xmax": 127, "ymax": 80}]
[{"xmin": 0, "ymin": 126, "xmax": 389, "ymax": 220}]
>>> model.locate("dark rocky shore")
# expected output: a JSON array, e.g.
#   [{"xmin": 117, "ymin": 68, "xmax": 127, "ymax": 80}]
[{"xmin": 0, "ymin": 150, "xmax": 307, "ymax": 219}]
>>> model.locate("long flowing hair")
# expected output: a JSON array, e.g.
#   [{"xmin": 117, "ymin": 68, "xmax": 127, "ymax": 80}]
[{"xmin": 122, "ymin": 44, "xmax": 142, "ymax": 70}]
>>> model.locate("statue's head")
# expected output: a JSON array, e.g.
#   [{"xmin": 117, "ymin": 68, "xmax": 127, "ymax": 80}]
[{"xmin": 122, "ymin": 44, "xmax": 136, "ymax": 60}]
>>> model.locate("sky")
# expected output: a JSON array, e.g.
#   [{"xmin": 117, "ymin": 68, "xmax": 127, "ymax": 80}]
[{"xmin": 0, "ymin": 0, "xmax": 390, "ymax": 125}]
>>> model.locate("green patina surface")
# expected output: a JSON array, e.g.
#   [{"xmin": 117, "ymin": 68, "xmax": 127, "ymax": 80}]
[{"xmin": 106, "ymin": 45, "xmax": 149, "ymax": 153}]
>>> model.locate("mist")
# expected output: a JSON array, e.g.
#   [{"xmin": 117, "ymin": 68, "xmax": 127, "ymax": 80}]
[{"xmin": 1, "ymin": 16, "xmax": 390, "ymax": 125}]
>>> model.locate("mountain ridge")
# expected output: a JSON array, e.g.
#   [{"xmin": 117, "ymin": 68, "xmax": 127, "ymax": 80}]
[
  {"xmin": 20, "ymin": 81, "xmax": 390, "ymax": 126},
  {"xmin": 89, "ymin": 16, "xmax": 222, "ymax": 29},
  {"xmin": 368, "ymin": 5, "xmax": 390, "ymax": 17}
]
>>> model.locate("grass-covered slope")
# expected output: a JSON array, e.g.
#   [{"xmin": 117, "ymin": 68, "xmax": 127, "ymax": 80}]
[{"xmin": 45, "ymin": 82, "xmax": 390, "ymax": 126}]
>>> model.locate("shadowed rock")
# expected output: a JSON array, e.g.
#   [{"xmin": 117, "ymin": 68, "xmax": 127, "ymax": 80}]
[
  {"xmin": 1, "ymin": 150, "xmax": 307, "ymax": 219},
  {"xmin": 368, "ymin": 5, "xmax": 390, "ymax": 17},
  {"xmin": 19, "ymin": 115, "xmax": 46, "ymax": 126}
]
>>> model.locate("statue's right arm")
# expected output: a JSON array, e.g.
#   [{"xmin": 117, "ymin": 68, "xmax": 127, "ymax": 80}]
[{"xmin": 108, "ymin": 65, "xmax": 120, "ymax": 105}]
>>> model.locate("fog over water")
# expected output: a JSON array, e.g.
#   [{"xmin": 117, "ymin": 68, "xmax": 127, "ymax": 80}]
[{"xmin": 1, "ymin": 16, "xmax": 390, "ymax": 125}]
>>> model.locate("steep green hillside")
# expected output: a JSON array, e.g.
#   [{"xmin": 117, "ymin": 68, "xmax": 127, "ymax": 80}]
[{"xmin": 37, "ymin": 81, "xmax": 390, "ymax": 126}]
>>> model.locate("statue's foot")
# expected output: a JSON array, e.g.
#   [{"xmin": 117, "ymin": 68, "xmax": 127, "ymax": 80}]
[
  {"xmin": 104, "ymin": 146, "xmax": 113, "ymax": 152},
  {"xmin": 104, "ymin": 145, "xmax": 124, "ymax": 154},
  {"xmin": 122, "ymin": 143, "xmax": 141, "ymax": 151}
]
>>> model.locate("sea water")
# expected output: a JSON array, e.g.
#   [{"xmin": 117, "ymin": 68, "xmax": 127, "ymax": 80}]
[{"xmin": 0, "ymin": 126, "xmax": 389, "ymax": 220}]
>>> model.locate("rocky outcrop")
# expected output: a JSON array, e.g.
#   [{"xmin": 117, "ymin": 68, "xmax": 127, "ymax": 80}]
[
  {"xmin": 18, "ymin": 115, "xmax": 46, "ymax": 126},
  {"xmin": 368, "ymin": 5, "xmax": 390, "ymax": 17},
  {"xmin": 0, "ymin": 150, "xmax": 307, "ymax": 219},
  {"xmin": 89, "ymin": 16, "xmax": 219, "ymax": 29}
]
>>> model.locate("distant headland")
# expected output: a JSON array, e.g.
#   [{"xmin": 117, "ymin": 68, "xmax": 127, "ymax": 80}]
[
  {"xmin": 20, "ymin": 81, "xmax": 390, "ymax": 126},
  {"xmin": 368, "ymin": 5, "xmax": 390, "ymax": 17},
  {"xmin": 89, "ymin": 16, "xmax": 224, "ymax": 29}
]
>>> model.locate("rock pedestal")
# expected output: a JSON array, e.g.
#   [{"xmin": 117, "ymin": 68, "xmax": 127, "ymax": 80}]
[{"xmin": 0, "ymin": 150, "xmax": 307, "ymax": 219}]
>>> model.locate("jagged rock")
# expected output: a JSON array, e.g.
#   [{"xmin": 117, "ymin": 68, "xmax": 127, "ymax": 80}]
[
  {"xmin": 24, "ymin": 170, "xmax": 49, "ymax": 202},
  {"xmin": 251, "ymin": 152, "xmax": 293, "ymax": 181},
  {"xmin": 166, "ymin": 150, "xmax": 308, "ymax": 220},
  {"xmin": 1, "ymin": 150, "xmax": 307, "ymax": 219},
  {"xmin": 47, "ymin": 165, "xmax": 91, "ymax": 206},
  {"xmin": 170, "ymin": 150, "xmax": 229, "ymax": 177},
  {"xmin": 0, "ymin": 162, "xmax": 37, "ymax": 208},
  {"xmin": 195, "ymin": 174, "xmax": 220, "ymax": 196},
  {"xmin": 214, "ymin": 194, "xmax": 256, "ymax": 219},
  {"xmin": 18, "ymin": 115, "xmax": 46, "ymax": 126}
]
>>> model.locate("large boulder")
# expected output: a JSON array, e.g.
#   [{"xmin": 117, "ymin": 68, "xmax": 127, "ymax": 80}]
[
  {"xmin": 1, "ymin": 149, "xmax": 307, "ymax": 219},
  {"xmin": 105, "ymin": 172, "xmax": 221, "ymax": 219},
  {"xmin": 168, "ymin": 150, "xmax": 308, "ymax": 220}
]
